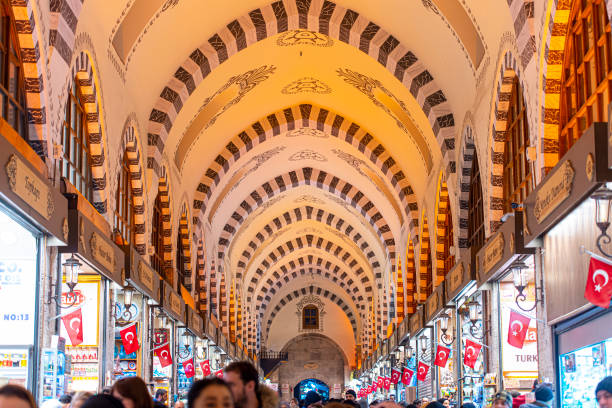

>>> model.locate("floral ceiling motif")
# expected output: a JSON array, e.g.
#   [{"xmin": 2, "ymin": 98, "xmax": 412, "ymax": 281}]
[
  {"xmin": 276, "ymin": 29, "xmax": 334, "ymax": 47},
  {"xmin": 281, "ymin": 77, "xmax": 332, "ymax": 94}
]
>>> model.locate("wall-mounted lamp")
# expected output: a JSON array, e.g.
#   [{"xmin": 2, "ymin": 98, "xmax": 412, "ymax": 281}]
[
  {"xmin": 195, "ymin": 345, "xmax": 206, "ymax": 360},
  {"xmin": 114, "ymin": 287, "xmax": 137, "ymax": 324},
  {"xmin": 510, "ymin": 260, "xmax": 541, "ymax": 312},
  {"xmin": 465, "ymin": 299, "xmax": 485, "ymax": 340},
  {"xmin": 438, "ymin": 310, "xmax": 454, "ymax": 345},
  {"xmin": 179, "ymin": 330, "xmax": 192, "ymax": 359},
  {"xmin": 592, "ymin": 186, "xmax": 612, "ymax": 258},
  {"xmin": 49, "ymin": 254, "xmax": 82, "ymax": 308},
  {"xmin": 419, "ymin": 336, "xmax": 432, "ymax": 362}
]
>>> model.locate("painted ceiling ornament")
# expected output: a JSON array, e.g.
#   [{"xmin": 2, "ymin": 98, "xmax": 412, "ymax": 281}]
[
  {"xmin": 336, "ymin": 67, "xmax": 433, "ymax": 173},
  {"xmin": 421, "ymin": 0, "xmax": 440, "ymax": 15},
  {"xmin": 286, "ymin": 128, "xmax": 328, "ymax": 138},
  {"xmin": 332, "ymin": 149, "xmax": 366, "ymax": 176},
  {"xmin": 294, "ymin": 195, "xmax": 325, "ymax": 205},
  {"xmin": 276, "ymin": 29, "xmax": 334, "ymax": 47},
  {"xmin": 281, "ymin": 77, "xmax": 332, "ymax": 94},
  {"xmin": 289, "ymin": 150, "xmax": 327, "ymax": 162}
]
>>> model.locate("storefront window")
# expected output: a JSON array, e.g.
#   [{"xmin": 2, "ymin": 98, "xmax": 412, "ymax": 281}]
[
  {"xmin": 112, "ymin": 288, "xmax": 145, "ymax": 380},
  {"xmin": 152, "ymin": 310, "xmax": 173, "ymax": 396},
  {"xmin": 458, "ymin": 293, "xmax": 486, "ymax": 407},
  {"xmin": 0, "ymin": 209, "xmax": 39, "ymax": 388},
  {"xmin": 436, "ymin": 314, "xmax": 457, "ymax": 400},
  {"xmin": 177, "ymin": 328, "xmax": 194, "ymax": 399}
]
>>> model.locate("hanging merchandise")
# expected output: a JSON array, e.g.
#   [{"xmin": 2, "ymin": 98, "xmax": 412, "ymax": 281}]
[
  {"xmin": 507, "ymin": 310, "xmax": 531, "ymax": 349},
  {"xmin": 417, "ymin": 362, "xmax": 429, "ymax": 381},
  {"xmin": 200, "ymin": 359, "xmax": 211, "ymax": 376},
  {"xmin": 464, "ymin": 339, "xmax": 482, "ymax": 369},
  {"xmin": 391, "ymin": 369, "xmax": 401, "ymax": 384},
  {"xmin": 153, "ymin": 343, "xmax": 172, "ymax": 368},
  {"xmin": 61, "ymin": 308, "xmax": 83, "ymax": 346},
  {"xmin": 585, "ymin": 256, "xmax": 612, "ymax": 308},
  {"xmin": 434, "ymin": 345, "xmax": 451, "ymax": 368}
]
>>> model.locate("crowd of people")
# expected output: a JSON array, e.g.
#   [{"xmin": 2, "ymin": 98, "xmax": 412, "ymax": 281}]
[{"xmin": 1, "ymin": 362, "xmax": 612, "ymax": 408}]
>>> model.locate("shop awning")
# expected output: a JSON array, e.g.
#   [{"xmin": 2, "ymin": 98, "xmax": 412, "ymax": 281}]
[
  {"xmin": 161, "ymin": 281, "xmax": 186, "ymax": 324},
  {"xmin": 125, "ymin": 249, "xmax": 161, "ymax": 304}
]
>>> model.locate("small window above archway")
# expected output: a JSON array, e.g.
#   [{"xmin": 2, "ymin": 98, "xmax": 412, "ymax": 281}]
[
  {"xmin": 296, "ymin": 295, "xmax": 326, "ymax": 332},
  {"xmin": 303, "ymin": 306, "xmax": 319, "ymax": 330}
]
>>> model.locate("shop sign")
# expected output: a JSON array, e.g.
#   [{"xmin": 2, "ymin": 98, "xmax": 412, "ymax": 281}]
[
  {"xmin": 410, "ymin": 309, "xmax": 422, "ymax": 336},
  {"xmin": 137, "ymin": 261, "xmax": 155, "ymax": 294},
  {"xmin": 5, "ymin": 154, "xmax": 54, "ymax": 219},
  {"xmin": 90, "ymin": 232, "xmax": 116, "ymax": 275},
  {"xmin": 533, "ymin": 160, "xmax": 575, "ymax": 223},
  {"xmin": 170, "ymin": 292, "xmax": 182, "ymax": 317},
  {"xmin": 66, "ymin": 347, "xmax": 98, "ymax": 363},
  {"xmin": 480, "ymin": 232, "xmax": 505, "ymax": 280},
  {"xmin": 190, "ymin": 310, "xmax": 203, "ymax": 337},
  {"xmin": 426, "ymin": 289, "xmax": 441, "ymax": 321}
]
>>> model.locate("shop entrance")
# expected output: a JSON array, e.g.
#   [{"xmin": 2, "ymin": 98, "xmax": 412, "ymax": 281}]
[{"xmin": 294, "ymin": 379, "xmax": 330, "ymax": 401}]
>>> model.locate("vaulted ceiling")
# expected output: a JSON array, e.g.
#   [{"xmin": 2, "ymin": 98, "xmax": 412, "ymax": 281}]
[{"xmin": 81, "ymin": 0, "xmax": 515, "ymax": 366}]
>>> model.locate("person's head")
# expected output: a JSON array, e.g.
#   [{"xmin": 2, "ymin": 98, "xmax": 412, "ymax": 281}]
[
  {"xmin": 80, "ymin": 395, "xmax": 124, "ymax": 408},
  {"xmin": 460, "ymin": 403, "xmax": 475, "ymax": 408},
  {"xmin": 280, "ymin": 402, "xmax": 290, "ymax": 408},
  {"xmin": 597, "ymin": 377, "xmax": 612, "ymax": 408},
  {"xmin": 0, "ymin": 385, "xmax": 36, "ymax": 408},
  {"xmin": 533, "ymin": 384, "xmax": 553, "ymax": 408},
  {"xmin": 188, "ymin": 378, "xmax": 233, "ymax": 408},
  {"xmin": 342, "ymin": 400, "xmax": 360, "ymax": 408},
  {"xmin": 175, "ymin": 402, "xmax": 185, "ymax": 408},
  {"xmin": 407, "ymin": 404, "xmax": 417, "ymax": 408},
  {"xmin": 59, "ymin": 395, "xmax": 72, "ymax": 407},
  {"xmin": 413, "ymin": 400, "xmax": 421, "ymax": 408},
  {"xmin": 424, "ymin": 402, "xmax": 444, "ymax": 408},
  {"xmin": 223, "ymin": 361, "xmax": 259, "ymax": 408},
  {"xmin": 304, "ymin": 391, "xmax": 322, "ymax": 408},
  {"xmin": 71, "ymin": 393, "xmax": 94, "ymax": 408},
  {"xmin": 155, "ymin": 390, "xmax": 168, "ymax": 403},
  {"xmin": 112, "ymin": 377, "xmax": 153, "ymax": 408},
  {"xmin": 345, "ymin": 391, "xmax": 357, "ymax": 402},
  {"xmin": 102, "ymin": 388, "xmax": 112, "ymax": 396},
  {"xmin": 437, "ymin": 400, "xmax": 449, "ymax": 408},
  {"xmin": 492, "ymin": 391, "xmax": 513, "ymax": 408}
]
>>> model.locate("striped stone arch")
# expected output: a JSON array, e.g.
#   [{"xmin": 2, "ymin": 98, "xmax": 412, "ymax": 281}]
[
  {"xmin": 395, "ymin": 257, "xmax": 404, "ymax": 322},
  {"xmin": 217, "ymin": 167, "xmax": 396, "ymax": 280},
  {"xmin": 119, "ymin": 123, "xmax": 147, "ymax": 255},
  {"xmin": 229, "ymin": 281, "xmax": 236, "ymax": 342},
  {"xmin": 220, "ymin": 270, "xmax": 228, "ymax": 335},
  {"xmin": 261, "ymin": 285, "xmax": 360, "ymax": 343},
  {"xmin": 457, "ymin": 125, "xmax": 476, "ymax": 248},
  {"xmin": 254, "ymin": 263, "xmax": 370, "ymax": 311},
  {"xmin": 248, "ymin": 254, "xmax": 373, "ymax": 304},
  {"xmin": 147, "ymin": 0, "xmax": 457, "ymax": 181},
  {"xmin": 8, "ymin": 0, "xmax": 47, "ymax": 158},
  {"xmin": 196, "ymin": 239, "xmax": 207, "ymax": 315},
  {"xmin": 69, "ymin": 51, "xmax": 109, "ymax": 214},
  {"xmin": 489, "ymin": 51, "xmax": 528, "ymax": 232},
  {"xmin": 506, "ymin": 0, "xmax": 536, "ymax": 69},
  {"xmin": 405, "ymin": 239, "xmax": 417, "ymax": 314},
  {"xmin": 49, "ymin": 0, "xmax": 84, "ymax": 66},
  {"xmin": 155, "ymin": 169, "xmax": 174, "ymax": 284},
  {"xmin": 540, "ymin": 0, "xmax": 612, "ymax": 174},
  {"xmin": 232, "ymin": 206, "xmax": 385, "ymax": 278},
  {"xmin": 178, "ymin": 203, "xmax": 193, "ymax": 291},
  {"xmin": 418, "ymin": 213, "xmax": 432, "ymax": 303},
  {"xmin": 210, "ymin": 258, "xmax": 218, "ymax": 318},
  {"xmin": 434, "ymin": 174, "xmax": 454, "ymax": 287},
  {"xmin": 193, "ymin": 103, "xmax": 418, "ymax": 232}
]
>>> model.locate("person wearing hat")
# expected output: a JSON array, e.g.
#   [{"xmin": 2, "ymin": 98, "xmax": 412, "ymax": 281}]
[
  {"xmin": 596, "ymin": 376, "xmax": 612, "ymax": 408},
  {"xmin": 492, "ymin": 391, "xmax": 513, "ymax": 408},
  {"xmin": 518, "ymin": 384, "xmax": 554, "ymax": 408},
  {"xmin": 345, "ymin": 390, "xmax": 357, "ymax": 402},
  {"xmin": 303, "ymin": 391, "xmax": 322, "ymax": 408}
]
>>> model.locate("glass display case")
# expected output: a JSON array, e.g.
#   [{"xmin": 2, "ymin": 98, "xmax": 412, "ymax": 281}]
[{"xmin": 559, "ymin": 338, "xmax": 612, "ymax": 408}]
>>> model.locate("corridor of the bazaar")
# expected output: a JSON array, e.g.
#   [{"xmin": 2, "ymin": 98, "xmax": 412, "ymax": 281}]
[{"xmin": 1, "ymin": 1, "xmax": 612, "ymax": 408}]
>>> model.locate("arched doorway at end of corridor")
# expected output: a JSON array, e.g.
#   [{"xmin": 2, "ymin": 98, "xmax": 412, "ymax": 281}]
[{"xmin": 294, "ymin": 378, "xmax": 330, "ymax": 402}]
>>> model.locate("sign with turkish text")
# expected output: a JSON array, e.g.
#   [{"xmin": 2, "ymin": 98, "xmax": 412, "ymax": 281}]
[
  {"xmin": 5, "ymin": 154, "xmax": 54, "ymax": 219},
  {"xmin": 533, "ymin": 160, "xmax": 575, "ymax": 223},
  {"xmin": 482, "ymin": 233, "xmax": 505, "ymax": 278},
  {"xmin": 137, "ymin": 260, "xmax": 155, "ymax": 294},
  {"xmin": 90, "ymin": 232, "xmax": 116, "ymax": 277}
]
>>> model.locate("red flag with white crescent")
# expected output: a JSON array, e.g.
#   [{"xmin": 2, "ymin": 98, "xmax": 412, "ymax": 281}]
[
  {"xmin": 433, "ymin": 345, "xmax": 451, "ymax": 368},
  {"xmin": 153, "ymin": 342, "xmax": 173, "ymax": 368},
  {"xmin": 119, "ymin": 323, "xmax": 139, "ymax": 355},
  {"xmin": 377, "ymin": 376, "xmax": 384, "ymax": 389},
  {"xmin": 416, "ymin": 361, "xmax": 429, "ymax": 381},
  {"xmin": 182, "ymin": 357, "xmax": 195, "ymax": 378},
  {"xmin": 200, "ymin": 359, "xmax": 211, "ymax": 376},
  {"xmin": 401, "ymin": 367, "xmax": 414, "ymax": 385},
  {"xmin": 372, "ymin": 381, "xmax": 378, "ymax": 392},
  {"xmin": 61, "ymin": 308, "xmax": 83, "ymax": 346},
  {"xmin": 215, "ymin": 369, "xmax": 224, "ymax": 378},
  {"xmin": 463, "ymin": 339, "xmax": 482, "ymax": 369},
  {"xmin": 383, "ymin": 377, "xmax": 391, "ymax": 390},
  {"xmin": 507, "ymin": 310, "xmax": 531, "ymax": 349},
  {"xmin": 585, "ymin": 256, "xmax": 612, "ymax": 308},
  {"xmin": 390, "ymin": 368, "xmax": 401, "ymax": 384}
]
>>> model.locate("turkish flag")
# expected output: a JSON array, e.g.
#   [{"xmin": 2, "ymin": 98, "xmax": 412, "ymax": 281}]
[
  {"xmin": 433, "ymin": 345, "xmax": 451, "ymax": 368},
  {"xmin": 61, "ymin": 308, "xmax": 83, "ymax": 346},
  {"xmin": 372, "ymin": 381, "xmax": 378, "ymax": 392},
  {"xmin": 401, "ymin": 367, "xmax": 414, "ymax": 385},
  {"xmin": 416, "ymin": 362, "xmax": 429, "ymax": 381},
  {"xmin": 200, "ymin": 359, "xmax": 211, "ymax": 376},
  {"xmin": 390, "ymin": 368, "xmax": 401, "ymax": 384},
  {"xmin": 383, "ymin": 377, "xmax": 391, "ymax": 390},
  {"xmin": 377, "ymin": 376, "xmax": 384, "ymax": 389},
  {"xmin": 585, "ymin": 256, "xmax": 612, "ymax": 308},
  {"xmin": 507, "ymin": 310, "xmax": 531, "ymax": 348},
  {"xmin": 153, "ymin": 342, "xmax": 173, "ymax": 368},
  {"xmin": 215, "ymin": 369, "xmax": 224, "ymax": 378},
  {"xmin": 182, "ymin": 357, "xmax": 195, "ymax": 378},
  {"xmin": 119, "ymin": 324, "xmax": 139, "ymax": 355},
  {"xmin": 463, "ymin": 339, "xmax": 482, "ymax": 369},
  {"xmin": 368, "ymin": 384, "xmax": 373, "ymax": 394}
]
